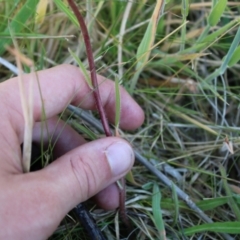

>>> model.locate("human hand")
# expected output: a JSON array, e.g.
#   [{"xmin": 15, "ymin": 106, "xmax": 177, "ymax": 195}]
[{"xmin": 0, "ymin": 64, "xmax": 144, "ymax": 239}]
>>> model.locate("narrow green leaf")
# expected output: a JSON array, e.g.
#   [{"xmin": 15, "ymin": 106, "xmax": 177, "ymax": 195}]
[
  {"xmin": 0, "ymin": 32, "xmax": 67, "ymax": 38},
  {"xmin": 184, "ymin": 19, "xmax": 240, "ymax": 54},
  {"xmin": 142, "ymin": 182, "xmax": 153, "ymax": 190},
  {"xmin": 136, "ymin": 22, "xmax": 153, "ymax": 64},
  {"xmin": 68, "ymin": 48, "xmax": 92, "ymax": 88},
  {"xmin": 180, "ymin": 0, "xmax": 189, "ymax": 51},
  {"xmin": 228, "ymin": 45, "xmax": 240, "ymax": 67},
  {"xmin": 130, "ymin": 0, "xmax": 164, "ymax": 92},
  {"xmin": 181, "ymin": 0, "xmax": 189, "ymax": 18},
  {"xmin": 53, "ymin": 0, "xmax": 79, "ymax": 27},
  {"xmin": 152, "ymin": 183, "xmax": 165, "ymax": 239},
  {"xmin": 125, "ymin": 170, "xmax": 140, "ymax": 186},
  {"xmin": 0, "ymin": 0, "xmax": 39, "ymax": 55},
  {"xmin": 114, "ymin": 77, "xmax": 121, "ymax": 129},
  {"xmin": 71, "ymin": 121, "xmax": 97, "ymax": 140},
  {"xmin": 158, "ymin": 197, "xmax": 229, "ymax": 212},
  {"xmin": 220, "ymin": 165, "xmax": 240, "ymax": 221},
  {"xmin": 196, "ymin": 197, "xmax": 229, "ymax": 211},
  {"xmin": 171, "ymin": 183, "xmax": 179, "ymax": 226},
  {"xmin": 233, "ymin": 194, "xmax": 240, "ymax": 205},
  {"xmin": 208, "ymin": 0, "xmax": 227, "ymax": 27},
  {"xmin": 205, "ymin": 19, "xmax": 238, "ymax": 43},
  {"xmin": 160, "ymin": 198, "xmax": 189, "ymax": 211},
  {"xmin": 219, "ymin": 27, "xmax": 240, "ymax": 73},
  {"xmin": 184, "ymin": 222, "xmax": 240, "ymax": 235}
]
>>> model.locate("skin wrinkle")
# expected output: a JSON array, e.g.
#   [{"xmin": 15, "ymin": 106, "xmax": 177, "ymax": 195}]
[
  {"xmin": 70, "ymin": 154, "xmax": 95, "ymax": 199},
  {"xmin": 83, "ymin": 159, "xmax": 97, "ymax": 199}
]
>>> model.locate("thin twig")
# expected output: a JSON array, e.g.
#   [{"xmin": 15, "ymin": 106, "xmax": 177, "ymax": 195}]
[{"xmin": 75, "ymin": 203, "xmax": 106, "ymax": 240}]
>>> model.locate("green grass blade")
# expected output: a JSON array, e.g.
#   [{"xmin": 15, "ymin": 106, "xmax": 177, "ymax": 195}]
[
  {"xmin": 228, "ymin": 45, "xmax": 240, "ymax": 67},
  {"xmin": 71, "ymin": 121, "xmax": 97, "ymax": 140},
  {"xmin": 184, "ymin": 222, "xmax": 240, "ymax": 235},
  {"xmin": 0, "ymin": 32, "xmax": 69, "ymax": 38},
  {"xmin": 196, "ymin": 197, "xmax": 229, "ymax": 211},
  {"xmin": 152, "ymin": 183, "xmax": 166, "ymax": 239},
  {"xmin": 181, "ymin": 0, "xmax": 189, "ymax": 18},
  {"xmin": 53, "ymin": 0, "xmax": 79, "ymax": 27},
  {"xmin": 208, "ymin": 0, "xmax": 227, "ymax": 27},
  {"xmin": 135, "ymin": 21, "xmax": 153, "ymax": 63},
  {"xmin": 202, "ymin": 24, "xmax": 240, "ymax": 98},
  {"xmin": 219, "ymin": 27, "xmax": 240, "ymax": 73},
  {"xmin": 184, "ymin": 18, "xmax": 240, "ymax": 53},
  {"xmin": 159, "ymin": 197, "xmax": 229, "ymax": 212},
  {"xmin": 180, "ymin": 0, "xmax": 189, "ymax": 51},
  {"xmin": 0, "ymin": 0, "xmax": 39, "ymax": 55},
  {"xmin": 114, "ymin": 77, "xmax": 121, "ymax": 130},
  {"xmin": 195, "ymin": 0, "xmax": 227, "ymax": 45},
  {"xmin": 220, "ymin": 165, "xmax": 240, "ymax": 221},
  {"xmin": 130, "ymin": 0, "xmax": 165, "ymax": 92},
  {"xmin": 68, "ymin": 48, "xmax": 92, "ymax": 88},
  {"xmin": 233, "ymin": 195, "xmax": 240, "ymax": 205},
  {"xmin": 171, "ymin": 183, "xmax": 179, "ymax": 226}
]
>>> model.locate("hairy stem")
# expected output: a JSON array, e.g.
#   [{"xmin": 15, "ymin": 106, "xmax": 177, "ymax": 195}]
[
  {"xmin": 67, "ymin": 0, "xmax": 111, "ymax": 136},
  {"xmin": 67, "ymin": 0, "xmax": 130, "ymax": 233}
]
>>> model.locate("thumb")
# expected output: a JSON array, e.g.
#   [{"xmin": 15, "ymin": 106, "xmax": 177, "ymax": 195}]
[
  {"xmin": 41, "ymin": 137, "xmax": 134, "ymax": 212},
  {"xmin": 3, "ymin": 137, "xmax": 134, "ymax": 240}
]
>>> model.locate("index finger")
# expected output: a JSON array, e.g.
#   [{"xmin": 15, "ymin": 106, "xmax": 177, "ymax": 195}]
[{"xmin": 0, "ymin": 64, "xmax": 144, "ymax": 138}]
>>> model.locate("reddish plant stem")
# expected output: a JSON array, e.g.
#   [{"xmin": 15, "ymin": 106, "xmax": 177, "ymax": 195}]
[
  {"xmin": 67, "ymin": 0, "xmax": 130, "ymax": 231},
  {"xmin": 67, "ymin": 0, "xmax": 111, "ymax": 137},
  {"xmin": 119, "ymin": 178, "xmax": 131, "ymax": 229}
]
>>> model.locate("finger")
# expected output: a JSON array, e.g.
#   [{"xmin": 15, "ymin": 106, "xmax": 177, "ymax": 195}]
[
  {"xmin": 32, "ymin": 117, "xmax": 86, "ymax": 158},
  {"xmin": 40, "ymin": 137, "xmax": 134, "ymax": 210},
  {"xmin": 92, "ymin": 183, "xmax": 120, "ymax": 210},
  {"xmin": 33, "ymin": 117, "xmax": 120, "ymax": 209},
  {"xmin": 0, "ymin": 64, "xmax": 144, "ymax": 142}
]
